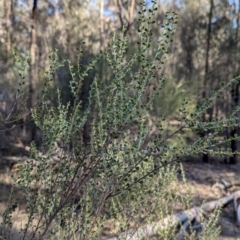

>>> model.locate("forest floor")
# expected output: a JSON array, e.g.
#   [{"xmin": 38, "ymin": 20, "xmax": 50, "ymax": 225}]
[
  {"xmin": 0, "ymin": 155, "xmax": 240, "ymax": 239},
  {"xmin": 182, "ymin": 157, "xmax": 240, "ymax": 240}
]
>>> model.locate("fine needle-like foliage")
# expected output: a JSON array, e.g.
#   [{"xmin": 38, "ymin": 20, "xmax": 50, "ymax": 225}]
[{"xmin": 1, "ymin": 1, "xmax": 240, "ymax": 240}]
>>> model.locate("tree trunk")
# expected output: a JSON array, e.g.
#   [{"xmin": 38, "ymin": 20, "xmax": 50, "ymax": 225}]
[
  {"xmin": 29, "ymin": 0, "xmax": 38, "ymax": 141},
  {"xmin": 4, "ymin": 0, "xmax": 12, "ymax": 65},
  {"xmin": 202, "ymin": 0, "xmax": 214, "ymax": 162},
  {"xmin": 228, "ymin": 0, "xmax": 240, "ymax": 164}
]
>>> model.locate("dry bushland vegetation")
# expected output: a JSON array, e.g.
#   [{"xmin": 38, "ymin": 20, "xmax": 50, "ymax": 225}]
[{"xmin": 1, "ymin": 0, "xmax": 240, "ymax": 239}]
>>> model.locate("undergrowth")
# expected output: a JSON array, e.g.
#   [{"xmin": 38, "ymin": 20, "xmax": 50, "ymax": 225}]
[{"xmin": 1, "ymin": 1, "xmax": 240, "ymax": 239}]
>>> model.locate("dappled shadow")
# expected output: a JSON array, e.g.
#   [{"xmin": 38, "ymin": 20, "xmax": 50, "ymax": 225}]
[
  {"xmin": 181, "ymin": 156, "xmax": 240, "ymax": 186},
  {"xmin": 0, "ymin": 225, "xmax": 30, "ymax": 240}
]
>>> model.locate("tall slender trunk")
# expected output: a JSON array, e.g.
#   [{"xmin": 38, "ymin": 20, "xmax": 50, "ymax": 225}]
[
  {"xmin": 202, "ymin": 0, "xmax": 214, "ymax": 162},
  {"xmin": 29, "ymin": 0, "xmax": 38, "ymax": 141},
  {"xmin": 129, "ymin": 0, "xmax": 135, "ymax": 27},
  {"xmin": 229, "ymin": 0, "xmax": 240, "ymax": 164},
  {"xmin": 4, "ymin": 0, "xmax": 12, "ymax": 65},
  {"xmin": 99, "ymin": 0, "xmax": 104, "ymax": 78}
]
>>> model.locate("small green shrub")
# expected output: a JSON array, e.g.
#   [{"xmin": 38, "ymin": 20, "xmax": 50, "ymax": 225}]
[{"xmin": 2, "ymin": 1, "xmax": 240, "ymax": 239}]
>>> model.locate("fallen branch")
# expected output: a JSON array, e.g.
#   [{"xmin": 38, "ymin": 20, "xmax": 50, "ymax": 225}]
[{"xmin": 101, "ymin": 187, "xmax": 240, "ymax": 240}]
